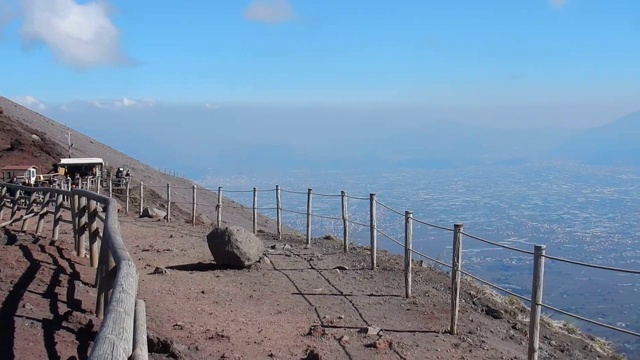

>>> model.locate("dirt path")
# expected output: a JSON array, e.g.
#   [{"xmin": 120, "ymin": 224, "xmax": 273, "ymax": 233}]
[
  {"xmin": 1, "ymin": 210, "xmax": 621, "ymax": 360},
  {"xmin": 123, "ymin": 217, "xmax": 614, "ymax": 360},
  {"xmin": 0, "ymin": 226, "xmax": 98, "ymax": 360}
]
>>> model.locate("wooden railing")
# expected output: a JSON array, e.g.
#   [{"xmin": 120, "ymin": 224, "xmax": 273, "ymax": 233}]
[{"xmin": 0, "ymin": 183, "xmax": 147, "ymax": 360}]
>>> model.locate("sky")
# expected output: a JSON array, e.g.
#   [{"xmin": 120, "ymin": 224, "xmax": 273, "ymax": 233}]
[{"xmin": 1, "ymin": 0, "xmax": 640, "ymax": 128}]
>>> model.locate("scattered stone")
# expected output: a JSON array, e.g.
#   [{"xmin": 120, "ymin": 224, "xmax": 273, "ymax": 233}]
[
  {"xmin": 195, "ymin": 213, "xmax": 212, "ymax": 226},
  {"xmin": 206, "ymin": 226, "xmax": 265, "ymax": 269},
  {"xmin": 140, "ymin": 207, "xmax": 167, "ymax": 219},
  {"xmin": 485, "ymin": 306, "xmax": 505, "ymax": 320},
  {"xmin": 270, "ymin": 244, "xmax": 278, "ymax": 250},
  {"xmin": 333, "ymin": 265, "xmax": 349, "ymax": 271},
  {"xmin": 153, "ymin": 266, "xmax": 169, "ymax": 275},
  {"xmin": 338, "ymin": 335, "xmax": 350, "ymax": 345},
  {"xmin": 306, "ymin": 325, "xmax": 327, "ymax": 338},
  {"xmin": 302, "ymin": 348, "xmax": 322, "ymax": 360},
  {"xmin": 147, "ymin": 330, "xmax": 188, "ymax": 358},
  {"xmin": 173, "ymin": 322, "xmax": 185, "ymax": 330},
  {"xmin": 338, "ymin": 315, "xmax": 345, "ymax": 320},
  {"xmin": 31, "ymin": 134, "xmax": 41, "ymax": 141},
  {"xmin": 366, "ymin": 337, "xmax": 394, "ymax": 350},
  {"xmin": 322, "ymin": 234, "xmax": 338, "ymax": 241},
  {"xmin": 283, "ymin": 244, "xmax": 292, "ymax": 251},
  {"xmin": 359, "ymin": 326, "xmax": 381, "ymax": 336},
  {"xmin": 260, "ymin": 256, "xmax": 271, "ymax": 265},
  {"xmin": 22, "ymin": 302, "xmax": 34, "ymax": 310}
]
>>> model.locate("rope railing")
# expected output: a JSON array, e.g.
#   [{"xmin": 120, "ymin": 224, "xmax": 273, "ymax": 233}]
[
  {"xmin": 461, "ymin": 231, "xmax": 534, "ymax": 255},
  {"xmin": 542, "ymin": 254, "xmax": 640, "ymax": 274},
  {"xmin": 110, "ymin": 180, "xmax": 639, "ymax": 359},
  {"xmin": 541, "ymin": 303, "xmax": 640, "ymax": 338}
]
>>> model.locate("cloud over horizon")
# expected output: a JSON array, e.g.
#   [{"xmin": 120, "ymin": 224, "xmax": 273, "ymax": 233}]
[
  {"xmin": 11, "ymin": 95, "xmax": 47, "ymax": 111},
  {"xmin": 243, "ymin": 0, "xmax": 295, "ymax": 24},
  {"xmin": 18, "ymin": 0, "xmax": 132, "ymax": 69}
]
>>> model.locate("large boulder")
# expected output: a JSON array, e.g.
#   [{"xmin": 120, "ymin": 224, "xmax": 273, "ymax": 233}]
[
  {"xmin": 140, "ymin": 206, "xmax": 167, "ymax": 219},
  {"xmin": 206, "ymin": 226, "xmax": 264, "ymax": 268}
]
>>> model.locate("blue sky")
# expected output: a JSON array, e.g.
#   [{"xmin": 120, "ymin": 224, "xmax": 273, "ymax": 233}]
[{"xmin": 1, "ymin": 0, "xmax": 639, "ymax": 127}]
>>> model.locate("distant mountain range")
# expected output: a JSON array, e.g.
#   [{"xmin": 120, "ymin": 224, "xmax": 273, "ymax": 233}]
[
  {"xmin": 36, "ymin": 102, "xmax": 640, "ymax": 175},
  {"xmin": 549, "ymin": 111, "xmax": 640, "ymax": 167}
]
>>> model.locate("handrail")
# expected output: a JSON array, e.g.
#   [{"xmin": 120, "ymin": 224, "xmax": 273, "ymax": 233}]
[{"xmin": 0, "ymin": 183, "xmax": 143, "ymax": 360}]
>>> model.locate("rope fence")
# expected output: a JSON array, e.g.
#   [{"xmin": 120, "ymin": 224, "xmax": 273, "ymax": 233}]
[{"xmin": 111, "ymin": 180, "xmax": 638, "ymax": 360}]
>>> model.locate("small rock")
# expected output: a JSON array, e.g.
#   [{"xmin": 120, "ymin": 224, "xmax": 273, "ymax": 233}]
[
  {"xmin": 339, "ymin": 335, "xmax": 350, "ymax": 345},
  {"xmin": 485, "ymin": 306, "xmax": 505, "ymax": 320},
  {"xmin": 153, "ymin": 267, "xmax": 169, "ymax": 275},
  {"xmin": 22, "ymin": 302, "xmax": 34, "ymax": 310},
  {"xmin": 359, "ymin": 326, "xmax": 381, "ymax": 336},
  {"xmin": 173, "ymin": 322, "xmax": 185, "ymax": 330},
  {"xmin": 366, "ymin": 337, "xmax": 393, "ymax": 350},
  {"xmin": 333, "ymin": 265, "xmax": 349, "ymax": 270},
  {"xmin": 338, "ymin": 315, "xmax": 344, "ymax": 320},
  {"xmin": 302, "ymin": 348, "xmax": 322, "ymax": 360},
  {"xmin": 261, "ymin": 257, "xmax": 271, "ymax": 264},
  {"xmin": 283, "ymin": 244, "xmax": 292, "ymax": 251}
]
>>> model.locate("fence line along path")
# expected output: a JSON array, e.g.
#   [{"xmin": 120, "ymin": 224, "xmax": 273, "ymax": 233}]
[
  {"xmin": 0, "ymin": 183, "xmax": 147, "ymax": 360},
  {"xmin": 151, "ymin": 182, "xmax": 635, "ymax": 360}
]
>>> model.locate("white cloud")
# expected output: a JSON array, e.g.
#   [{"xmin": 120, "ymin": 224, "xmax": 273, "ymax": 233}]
[
  {"xmin": 205, "ymin": 103, "xmax": 220, "ymax": 110},
  {"xmin": 18, "ymin": 0, "xmax": 132, "ymax": 69},
  {"xmin": 88, "ymin": 97, "xmax": 156, "ymax": 109},
  {"xmin": 11, "ymin": 95, "xmax": 47, "ymax": 111},
  {"xmin": 0, "ymin": 1, "xmax": 16, "ymax": 29},
  {"xmin": 243, "ymin": 0, "xmax": 295, "ymax": 24},
  {"xmin": 549, "ymin": 0, "xmax": 568, "ymax": 8}
]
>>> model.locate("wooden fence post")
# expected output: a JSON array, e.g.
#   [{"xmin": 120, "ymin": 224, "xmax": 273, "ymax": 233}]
[
  {"xmin": 88, "ymin": 199, "xmax": 99, "ymax": 268},
  {"xmin": 132, "ymin": 299, "xmax": 149, "ymax": 360},
  {"xmin": 78, "ymin": 197, "xmax": 88, "ymax": 259},
  {"xmin": 166, "ymin": 183, "xmax": 171, "ymax": 222},
  {"xmin": 95, "ymin": 238, "xmax": 108, "ymax": 318},
  {"xmin": 252, "ymin": 187, "xmax": 258, "ymax": 234},
  {"xmin": 97, "ymin": 176, "xmax": 101, "ymax": 194},
  {"xmin": 10, "ymin": 189, "xmax": 19, "ymax": 220},
  {"xmin": 139, "ymin": 181, "xmax": 144, "ymax": 216},
  {"xmin": 527, "ymin": 245, "xmax": 546, "ymax": 360},
  {"xmin": 450, "ymin": 223, "xmax": 464, "ymax": 335},
  {"xmin": 126, "ymin": 181, "xmax": 130, "ymax": 215},
  {"xmin": 9, "ymin": 190, "xmax": 21, "ymax": 220},
  {"xmin": 53, "ymin": 193, "xmax": 62, "ymax": 240},
  {"xmin": 71, "ymin": 193, "xmax": 79, "ymax": 254},
  {"xmin": 404, "ymin": 211, "xmax": 413, "ymax": 298},
  {"xmin": 21, "ymin": 191, "xmax": 37, "ymax": 231},
  {"xmin": 370, "ymin": 193, "xmax": 377, "ymax": 270},
  {"xmin": 0, "ymin": 187, "xmax": 6, "ymax": 220},
  {"xmin": 306, "ymin": 188, "xmax": 313, "ymax": 246},
  {"xmin": 36, "ymin": 191, "xmax": 51, "ymax": 235},
  {"xmin": 216, "ymin": 187, "xmax": 222, "ymax": 227},
  {"xmin": 108, "ymin": 179, "xmax": 113, "ymax": 198},
  {"xmin": 192, "ymin": 184, "xmax": 197, "ymax": 225},
  {"xmin": 276, "ymin": 185, "xmax": 282, "ymax": 239},
  {"xmin": 341, "ymin": 191, "xmax": 349, "ymax": 253}
]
